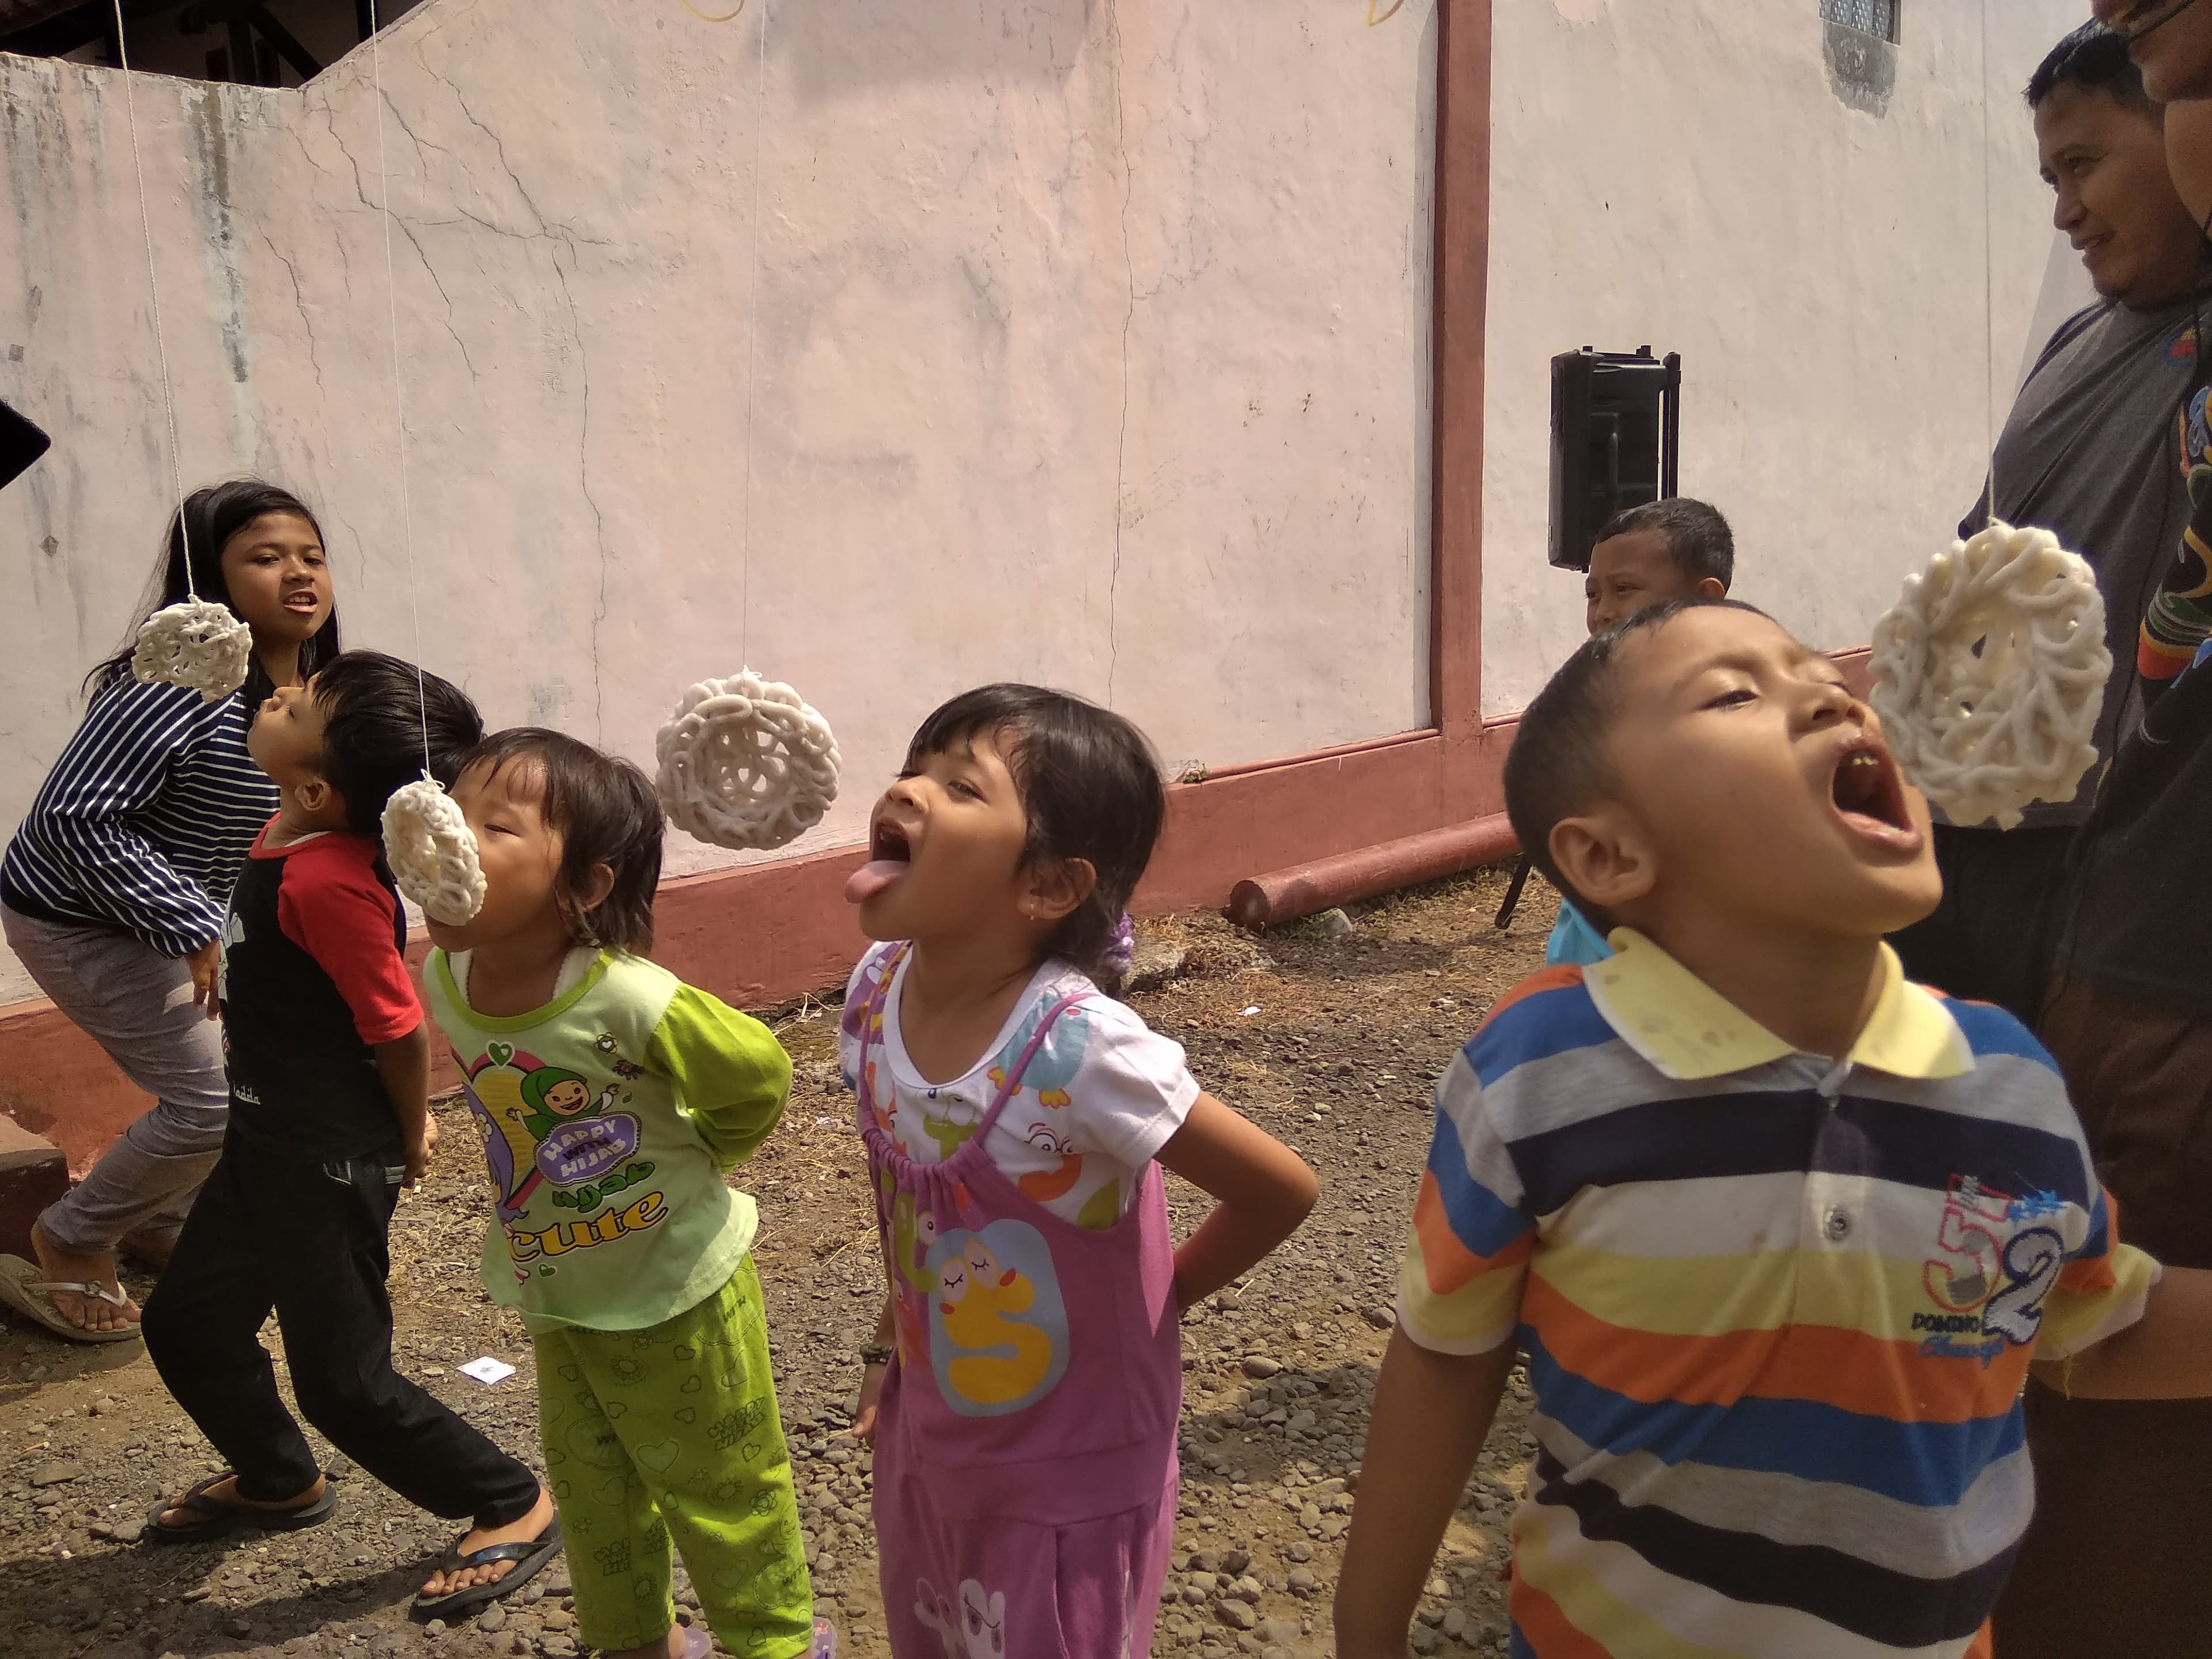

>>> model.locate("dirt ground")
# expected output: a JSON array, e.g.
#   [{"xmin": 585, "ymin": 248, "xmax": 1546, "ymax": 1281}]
[{"xmin": 0, "ymin": 865, "xmax": 1558, "ymax": 1659}]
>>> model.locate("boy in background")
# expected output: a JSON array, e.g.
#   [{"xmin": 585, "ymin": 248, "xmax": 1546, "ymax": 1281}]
[
  {"xmin": 1338, "ymin": 598, "xmax": 2212, "ymax": 1659},
  {"xmin": 1546, "ymin": 497, "xmax": 1734, "ymax": 966},
  {"xmin": 140, "ymin": 652, "xmax": 559, "ymax": 1620}
]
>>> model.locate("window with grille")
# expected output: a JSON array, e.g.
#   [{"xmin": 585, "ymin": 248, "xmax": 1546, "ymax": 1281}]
[{"xmin": 1821, "ymin": 0, "xmax": 1899, "ymax": 43}]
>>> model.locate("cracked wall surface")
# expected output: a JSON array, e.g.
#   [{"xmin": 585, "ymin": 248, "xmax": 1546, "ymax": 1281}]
[
  {"xmin": 1482, "ymin": 0, "xmax": 2091, "ymax": 715},
  {"xmin": 0, "ymin": 0, "xmax": 1439, "ymax": 998}
]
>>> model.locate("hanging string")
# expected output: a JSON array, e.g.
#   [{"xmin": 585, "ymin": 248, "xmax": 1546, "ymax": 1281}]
[
  {"xmin": 1980, "ymin": 0, "xmax": 1998, "ymax": 517},
  {"xmin": 366, "ymin": 1, "xmax": 432, "ymax": 773},
  {"xmin": 738, "ymin": 0, "xmax": 768, "ymax": 666},
  {"xmin": 109, "ymin": 0, "xmax": 194, "ymax": 594}
]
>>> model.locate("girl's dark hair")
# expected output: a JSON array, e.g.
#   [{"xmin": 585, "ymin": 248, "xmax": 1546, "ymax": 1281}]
[
  {"xmin": 312, "ymin": 651, "xmax": 484, "ymax": 833},
  {"xmin": 905, "ymin": 684, "xmax": 1165, "ymax": 979},
  {"xmin": 85, "ymin": 479, "xmax": 342, "ymax": 703},
  {"xmin": 461, "ymin": 728, "xmax": 664, "ymax": 956}
]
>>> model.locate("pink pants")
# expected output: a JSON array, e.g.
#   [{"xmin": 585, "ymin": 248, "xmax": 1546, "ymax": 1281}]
[{"xmin": 874, "ymin": 1429, "xmax": 1178, "ymax": 1659}]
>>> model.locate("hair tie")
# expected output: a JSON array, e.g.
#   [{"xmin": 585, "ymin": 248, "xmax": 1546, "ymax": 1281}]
[{"xmin": 1101, "ymin": 912, "xmax": 1136, "ymax": 980}]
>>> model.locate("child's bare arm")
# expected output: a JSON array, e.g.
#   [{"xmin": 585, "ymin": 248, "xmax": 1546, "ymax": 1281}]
[
  {"xmin": 1155, "ymin": 1093, "xmax": 1320, "ymax": 1310},
  {"xmin": 851, "ymin": 1294, "xmax": 897, "ymax": 1444},
  {"xmin": 1335, "ymin": 1328, "xmax": 1516, "ymax": 1659},
  {"xmin": 374, "ymin": 1022, "xmax": 435, "ymax": 1184},
  {"xmin": 2032, "ymin": 1264, "xmax": 2212, "ymax": 1398}
]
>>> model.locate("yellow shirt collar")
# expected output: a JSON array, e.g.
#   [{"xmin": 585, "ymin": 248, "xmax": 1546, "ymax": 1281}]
[{"xmin": 1581, "ymin": 929, "xmax": 1974, "ymax": 1082}]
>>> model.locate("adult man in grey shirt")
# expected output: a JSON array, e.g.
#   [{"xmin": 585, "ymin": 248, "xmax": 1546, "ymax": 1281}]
[{"xmin": 1893, "ymin": 21, "xmax": 2209, "ymax": 1022}]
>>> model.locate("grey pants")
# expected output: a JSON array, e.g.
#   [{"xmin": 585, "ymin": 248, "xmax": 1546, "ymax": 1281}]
[{"xmin": 1, "ymin": 903, "xmax": 228, "ymax": 1259}]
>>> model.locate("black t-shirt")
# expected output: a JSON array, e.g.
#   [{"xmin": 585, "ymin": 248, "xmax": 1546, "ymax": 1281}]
[
  {"xmin": 219, "ymin": 820, "xmax": 423, "ymax": 1160},
  {"xmin": 2055, "ymin": 586, "xmax": 2212, "ymax": 1020}
]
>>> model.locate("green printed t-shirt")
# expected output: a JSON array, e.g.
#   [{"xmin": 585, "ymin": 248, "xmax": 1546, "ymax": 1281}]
[{"xmin": 424, "ymin": 947, "xmax": 793, "ymax": 1332}]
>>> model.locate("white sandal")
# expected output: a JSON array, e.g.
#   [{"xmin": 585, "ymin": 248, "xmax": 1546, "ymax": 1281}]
[{"xmin": 0, "ymin": 1255, "xmax": 141, "ymax": 1343}]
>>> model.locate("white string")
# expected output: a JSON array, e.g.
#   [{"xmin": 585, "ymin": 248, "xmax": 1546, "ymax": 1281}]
[
  {"xmin": 1980, "ymin": 0, "xmax": 1997, "ymax": 512},
  {"xmin": 367, "ymin": 1, "xmax": 431, "ymax": 773},
  {"xmin": 109, "ymin": 0, "xmax": 194, "ymax": 596},
  {"xmin": 739, "ymin": 0, "xmax": 768, "ymax": 664}
]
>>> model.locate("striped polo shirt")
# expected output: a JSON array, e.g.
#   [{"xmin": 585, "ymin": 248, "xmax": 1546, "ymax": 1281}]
[
  {"xmin": 3, "ymin": 676, "xmax": 277, "ymax": 957},
  {"xmin": 1399, "ymin": 930, "xmax": 2158, "ymax": 1659}
]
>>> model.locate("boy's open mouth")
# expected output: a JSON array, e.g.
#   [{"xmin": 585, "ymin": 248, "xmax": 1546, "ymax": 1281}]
[
  {"xmin": 844, "ymin": 819, "xmax": 912, "ymax": 905},
  {"xmin": 1828, "ymin": 740, "xmax": 1912, "ymax": 837}
]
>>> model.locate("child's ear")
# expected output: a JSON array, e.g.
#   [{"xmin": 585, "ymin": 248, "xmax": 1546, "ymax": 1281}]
[
  {"xmin": 1697, "ymin": 576, "xmax": 1727, "ymax": 601},
  {"xmin": 297, "ymin": 777, "xmax": 342, "ymax": 819},
  {"xmin": 1550, "ymin": 805, "xmax": 1657, "ymax": 915},
  {"xmin": 576, "ymin": 862, "xmax": 617, "ymax": 914},
  {"xmin": 1021, "ymin": 856, "xmax": 1097, "ymax": 926}
]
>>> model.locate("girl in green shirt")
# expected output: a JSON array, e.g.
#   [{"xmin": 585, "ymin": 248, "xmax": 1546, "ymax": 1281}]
[{"xmin": 419, "ymin": 727, "xmax": 834, "ymax": 1659}]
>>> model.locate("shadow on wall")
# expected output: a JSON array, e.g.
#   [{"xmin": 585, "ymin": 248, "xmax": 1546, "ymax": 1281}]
[
  {"xmin": 772, "ymin": 0, "xmax": 1098, "ymax": 100},
  {"xmin": 1824, "ymin": 18, "xmax": 1897, "ymax": 118}
]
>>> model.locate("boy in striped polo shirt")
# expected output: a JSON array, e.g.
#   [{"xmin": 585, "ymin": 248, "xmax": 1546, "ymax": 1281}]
[{"xmin": 1335, "ymin": 598, "xmax": 2212, "ymax": 1659}]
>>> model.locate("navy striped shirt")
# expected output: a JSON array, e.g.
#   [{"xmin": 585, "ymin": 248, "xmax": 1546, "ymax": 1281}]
[{"xmin": 3, "ymin": 678, "xmax": 278, "ymax": 957}]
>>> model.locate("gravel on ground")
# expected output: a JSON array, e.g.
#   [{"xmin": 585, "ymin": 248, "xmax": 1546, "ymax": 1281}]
[{"xmin": 0, "ymin": 865, "xmax": 1556, "ymax": 1659}]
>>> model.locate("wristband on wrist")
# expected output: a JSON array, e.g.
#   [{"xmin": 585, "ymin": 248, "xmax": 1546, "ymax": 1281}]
[{"xmin": 860, "ymin": 1343, "xmax": 894, "ymax": 1368}]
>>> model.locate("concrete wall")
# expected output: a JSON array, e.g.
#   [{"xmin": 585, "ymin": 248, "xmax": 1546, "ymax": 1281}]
[
  {"xmin": 1480, "ymin": 0, "xmax": 2090, "ymax": 715},
  {"xmin": 0, "ymin": 0, "xmax": 1440, "ymax": 1000}
]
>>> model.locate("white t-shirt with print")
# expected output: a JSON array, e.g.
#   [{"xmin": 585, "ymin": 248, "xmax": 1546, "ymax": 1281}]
[{"xmin": 839, "ymin": 942, "xmax": 1199, "ymax": 1229}]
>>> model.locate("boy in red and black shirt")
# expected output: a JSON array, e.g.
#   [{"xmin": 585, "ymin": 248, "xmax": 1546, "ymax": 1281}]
[{"xmin": 141, "ymin": 652, "xmax": 559, "ymax": 1621}]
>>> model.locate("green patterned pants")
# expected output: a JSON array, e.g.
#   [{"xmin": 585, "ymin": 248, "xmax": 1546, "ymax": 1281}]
[{"xmin": 533, "ymin": 1256, "xmax": 813, "ymax": 1656}]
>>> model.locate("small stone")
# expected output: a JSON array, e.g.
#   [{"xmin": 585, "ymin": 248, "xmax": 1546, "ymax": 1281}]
[
  {"xmin": 28, "ymin": 1461, "xmax": 80, "ymax": 1487},
  {"xmin": 1241, "ymin": 1357, "xmax": 1282, "ymax": 1380},
  {"xmin": 1418, "ymin": 1605, "xmax": 1447, "ymax": 1627},
  {"xmin": 1216, "ymin": 1599, "xmax": 1258, "ymax": 1631},
  {"xmin": 540, "ymin": 1639, "xmax": 578, "ymax": 1658},
  {"xmin": 88, "ymin": 1397, "xmax": 117, "ymax": 1417},
  {"xmin": 1285, "ymin": 1411, "xmax": 1316, "ymax": 1433},
  {"xmin": 1287, "ymin": 1567, "xmax": 1319, "ymax": 1597},
  {"xmin": 540, "ymin": 1611, "xmax": 574, "ymax": 1631},
  {"xmin": 1286, "ymin": 1541, "xmax": 1313, "ymax": 1562},
  {"xmin": 1425, "ymin": 1577, "xmax": 1448, "ymax": 1598},
  {"xmin": 1213, "ymin": 1289, "xmax": 1243, "ymax": 1312},
  {"xmin": 1263, "ymin": 1620, "xmax": 1300, "ymax": 1644},
  {"xmin": 1363, "ymin": 1306, "xmax": 1395, "ymax": 1331},
  {"xmin": 477, "ymin": 1606, "xmax": 507, "ymax": 1633},
  {"xmin": 1443, "ymin": 1609, "xmax": 1469, "ymax": 1638},
  {"xmin": 424, "ymin": 1621, "xmax": 448, "ymax": 1637},
  {"xmin": 1312, "ymin": 908, "xmax": 1355, "ymax": 939},
  {"xmin": 224, "ymin": 1616, "xmax": 255, "ymax": 1639},
  {"xmin": 1220, "ymin": 1549, "xmax": 1251, "ymax": 1576},
  {"xmin": 1410, "ymin": 1629, "xmax": 1441, "ymax": 1655},
  {"xmin": 1232, "ymin": 1576, "xmax": 1263, "ymax": 1603}
]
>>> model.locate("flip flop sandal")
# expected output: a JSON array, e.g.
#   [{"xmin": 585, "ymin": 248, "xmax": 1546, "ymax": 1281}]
[
  {"xmin": 678, "ymin": 1628, "xmax": 710, "ymax": 1659},
  {"xmin": 0, "ymin": 1255, "xmax": 141, "ymax": 1344},
  {"xmin": 143, "ymin": 1472, "xmax": 338, "ymax": 1544},
  {"xmin": 810, "ymin": 1615, "xmax": 840, "ymax": 1658},
  {"xmin": 410, "ymin": 1514, "xmax": 563, "ymax": 1620}
]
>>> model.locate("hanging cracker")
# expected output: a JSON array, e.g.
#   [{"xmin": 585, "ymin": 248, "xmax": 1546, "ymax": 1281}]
[
  {"xmin": 1868, "ymin": 520, "xmax": 2111, "ymax": 831},
  {"xmin": 656, "ymin": 671, "xmax": 840, "ymax": 851},
  {"xmin": 132, "ymin": 598, "xmax": 253, "ymax": 703},
  {"xmin": 382, "ymin": 774, "xmax": 486, "ymax": 925}
]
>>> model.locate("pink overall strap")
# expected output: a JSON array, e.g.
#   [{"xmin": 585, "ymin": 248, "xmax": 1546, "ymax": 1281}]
[{"xmin": 969, "ymin": 991, "xmax": 1092, "ymax": 1146}]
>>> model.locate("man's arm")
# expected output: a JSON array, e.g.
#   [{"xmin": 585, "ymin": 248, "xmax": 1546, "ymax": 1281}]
[
  {"xmin": 1335, "ymin": 1329, "xmax": 1517, "ymax": 1659},
  {"xmin": 374, "ymin": 1022, "xmax": 435, "ymax": 1185},
  {"xmin": 2033, "ymin": 1264, "xmax": 2212, "ymax": 1399}
]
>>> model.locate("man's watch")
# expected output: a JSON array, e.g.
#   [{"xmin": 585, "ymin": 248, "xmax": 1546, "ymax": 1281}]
[{"xmin": 860, "ymin": 1343, "xmax": 894, "ymax": 1368}]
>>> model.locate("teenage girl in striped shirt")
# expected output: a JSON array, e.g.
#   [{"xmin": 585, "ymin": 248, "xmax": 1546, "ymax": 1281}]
[{"xmin": 0, "ymin": 480, "xmax": 339, "ymax": 1339}]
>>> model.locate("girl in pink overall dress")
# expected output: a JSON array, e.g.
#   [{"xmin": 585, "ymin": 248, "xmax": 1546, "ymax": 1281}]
[{"xmin": 839, "ymin": 685, "xmax": 1320, "ymax": 1659}]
